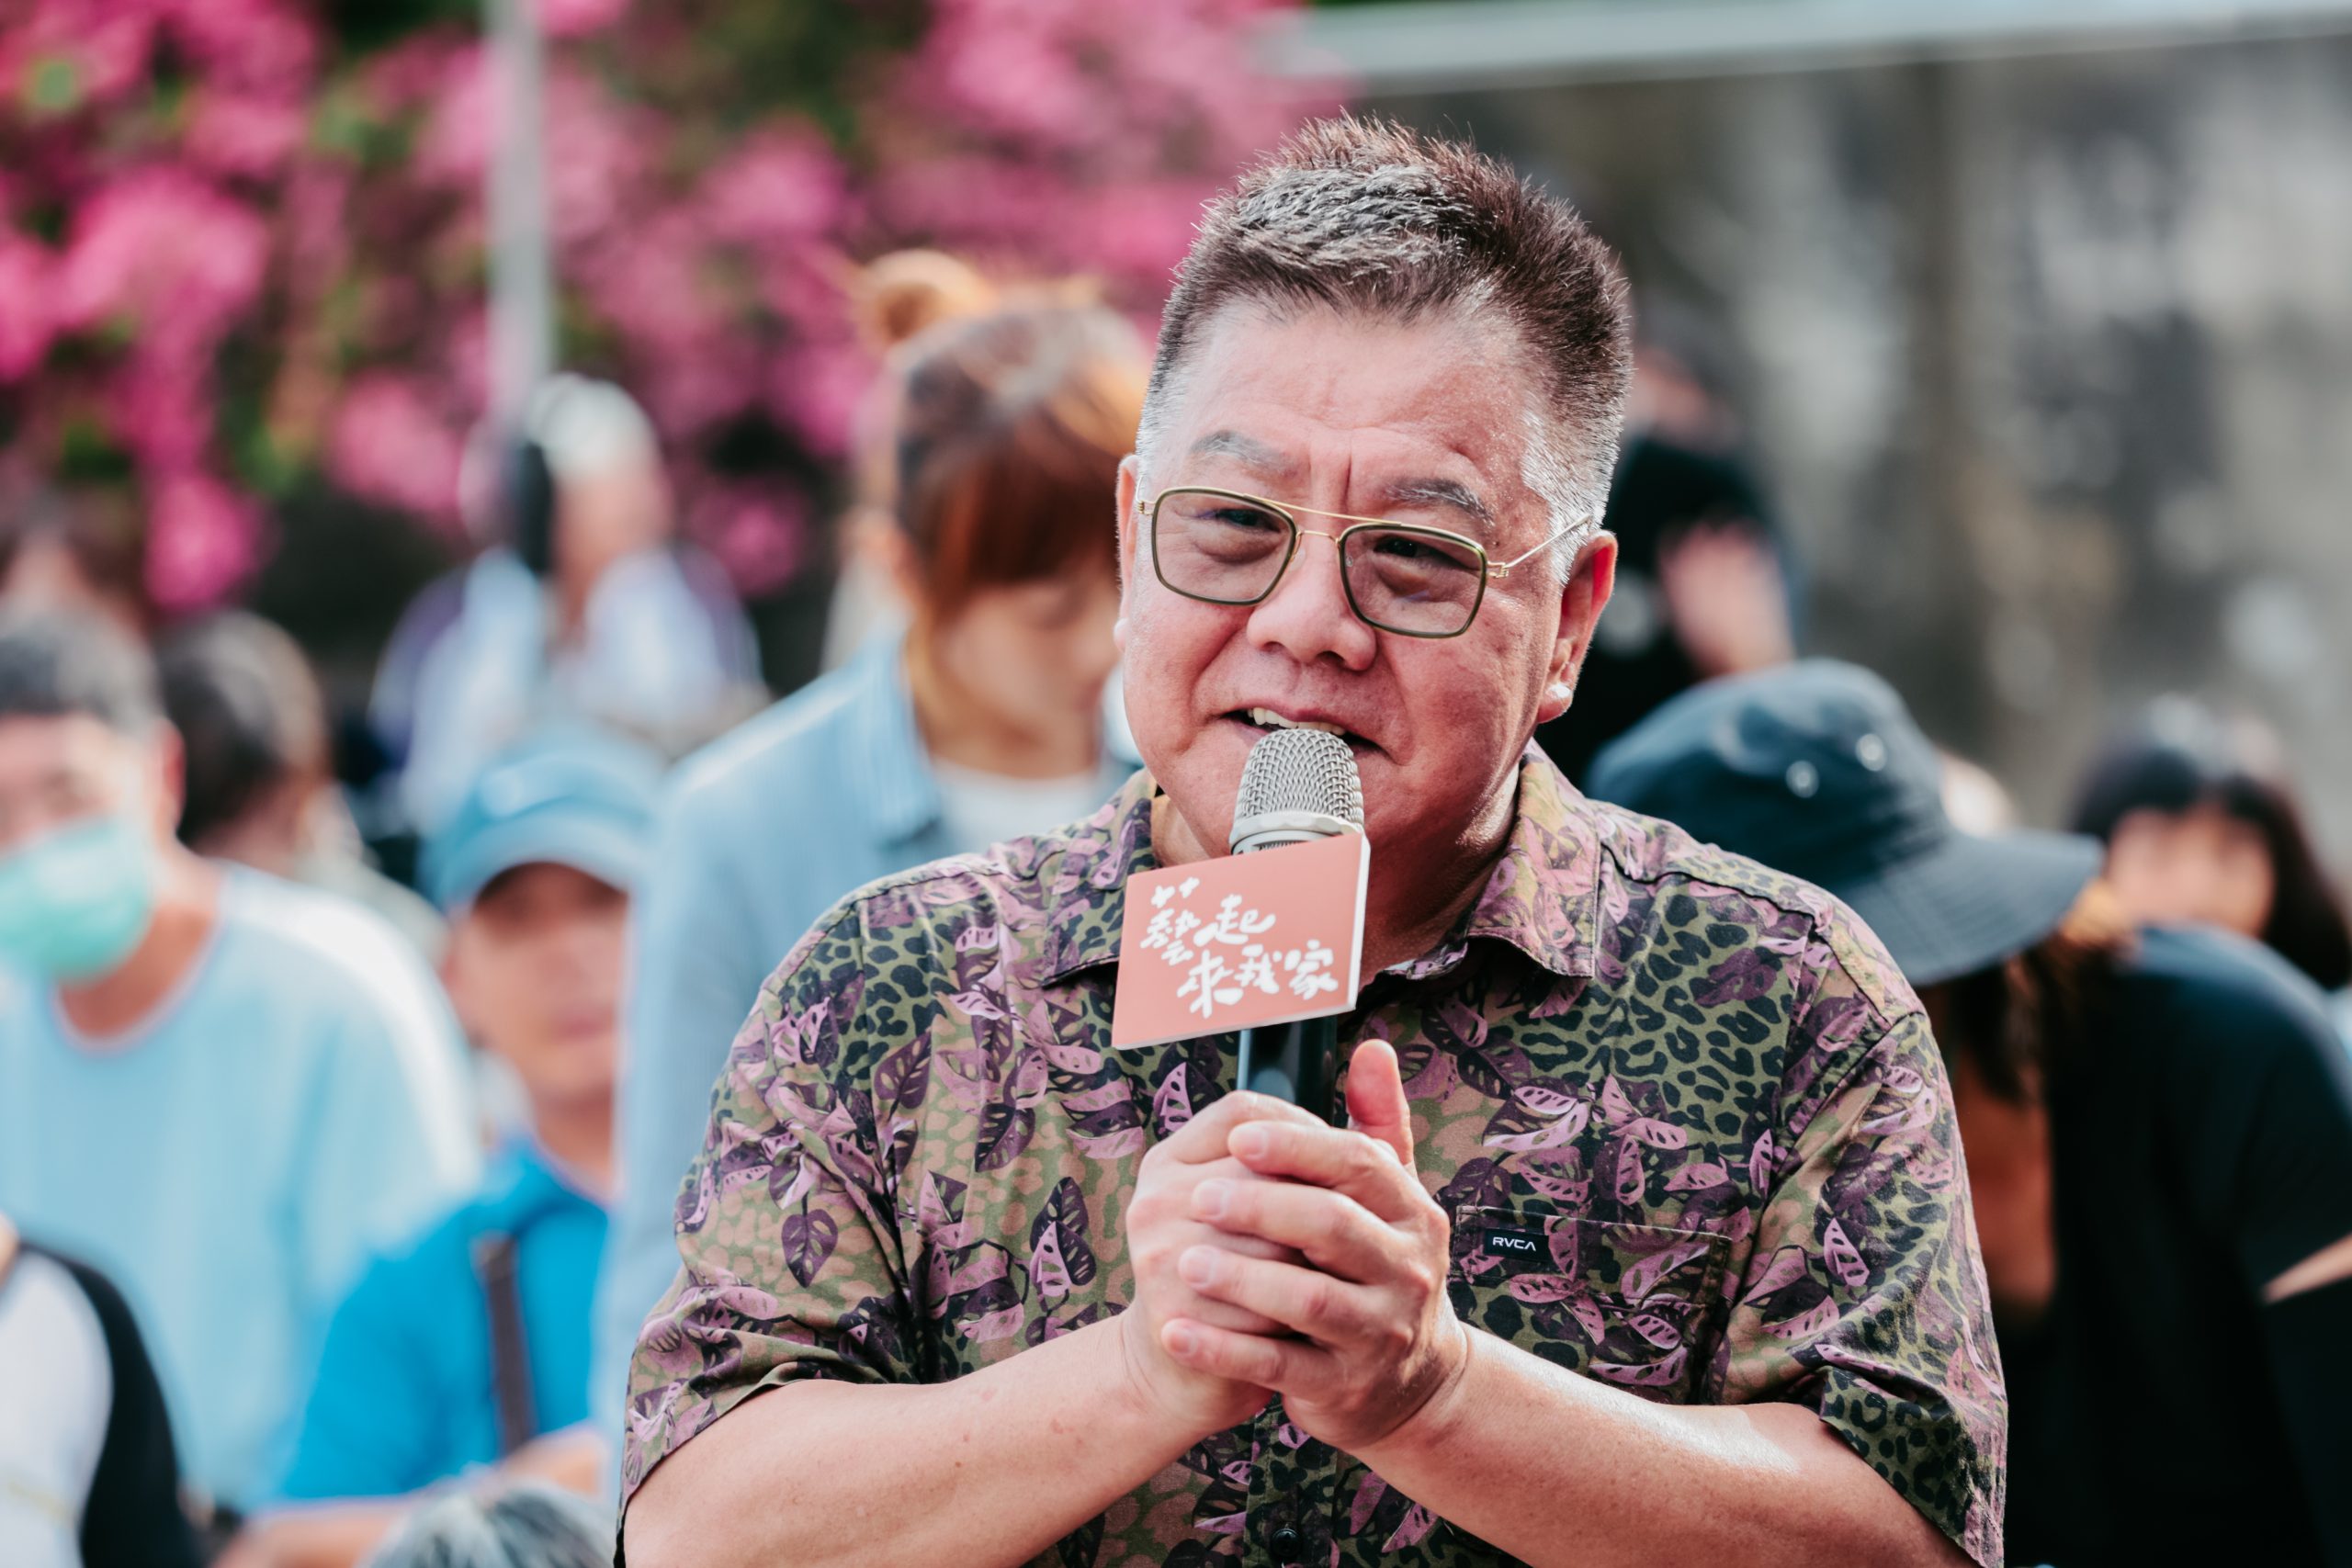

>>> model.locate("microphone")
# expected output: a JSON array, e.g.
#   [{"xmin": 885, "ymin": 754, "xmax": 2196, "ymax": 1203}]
[{"xmin": 1229, "ymin": 728, "xmax": 1364, "ymax": 1121}]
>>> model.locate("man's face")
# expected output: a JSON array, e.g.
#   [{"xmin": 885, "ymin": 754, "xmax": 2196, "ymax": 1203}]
[
  {"xmin": 0, "ymin": 713, "xmax": 175, "ymax": 855},
  {"xmin": 443, "ymin": 862, "xmax": 628, "ymax": 1110},
  {"xmin": 1117, "ymin": 304, "xmax": 1612, "ymax": 874}
]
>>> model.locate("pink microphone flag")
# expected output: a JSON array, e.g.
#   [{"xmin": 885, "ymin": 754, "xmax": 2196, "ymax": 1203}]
[{"xmin": 1110, "ymin": 830, "xmax": 1370, "ymax": 1051}]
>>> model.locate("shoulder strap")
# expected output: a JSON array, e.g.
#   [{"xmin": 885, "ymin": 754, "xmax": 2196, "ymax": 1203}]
[{"xmin": 470, "ymin": 1232, "xmax": 537, "ymax": 1458}]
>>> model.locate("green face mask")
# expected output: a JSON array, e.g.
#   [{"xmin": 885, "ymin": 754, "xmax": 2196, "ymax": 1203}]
[{"xmin": 0, "ymin": 813, "xmax": 160, "ymax": 983}]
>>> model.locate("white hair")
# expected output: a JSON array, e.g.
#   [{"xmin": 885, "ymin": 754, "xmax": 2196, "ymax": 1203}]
[{"xmin": 526, "ymin": 375, "xmax": 659, "ymax": 484}]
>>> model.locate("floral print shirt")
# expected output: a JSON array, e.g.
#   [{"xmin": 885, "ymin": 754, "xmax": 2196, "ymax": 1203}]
[{"xmin": 625, "ymin": 750, "xmax": 2006, "ymax": 1567}]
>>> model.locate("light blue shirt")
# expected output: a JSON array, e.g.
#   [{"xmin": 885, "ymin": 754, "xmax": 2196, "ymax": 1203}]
[
  {"xmin": 593, "ymin": 634, "xmax": 1134, "ymax": 1462},
  {"xmin": 276, "ymin": 1141, "xmax": 606, "ymax": 1500},
  {"xmin": 0, "ymin": 870, "xmax": 480, "ymax": 1506}
]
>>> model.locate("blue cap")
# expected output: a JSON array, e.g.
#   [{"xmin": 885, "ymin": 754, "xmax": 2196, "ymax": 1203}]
[{"xmin": 422, "ymin": 728, "xmax": 664, "ymax": 911}]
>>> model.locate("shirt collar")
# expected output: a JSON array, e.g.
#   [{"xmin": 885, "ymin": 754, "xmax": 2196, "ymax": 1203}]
[
  {"xmin": 840, "ymin": 630, "xmax": 945, "ymax": 846},
  {"xmin": 1041, "ymin": 770, "xmax": 1160, "ymax": 984},
  {"xmin": 1040, "ymin": 743, "xmax": 1602, "ymax": 986},
  {"xmin": 1389, "ymin": 743, "xmax": 1601, "ymax": 984}
]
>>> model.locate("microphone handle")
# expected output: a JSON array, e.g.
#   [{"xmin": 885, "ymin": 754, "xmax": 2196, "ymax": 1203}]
[{"xmin": 1236, "ymin": 1013, "xmax": 1340, "ymax": 1125}]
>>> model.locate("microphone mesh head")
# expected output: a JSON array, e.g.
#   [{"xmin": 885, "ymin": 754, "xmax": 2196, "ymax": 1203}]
[{"xmin": 1235, "ymin": 728, "xmax": 1364, "ymax": 829}]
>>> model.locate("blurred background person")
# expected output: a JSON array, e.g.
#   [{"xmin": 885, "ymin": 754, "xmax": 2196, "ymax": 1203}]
[
  {"xmin": 159, "ymin": 611, "xmax": 445, "ymax": 961},
  {"xmin": 0, "ymin": 485, "xmax": 153, "ymax": 640},
  {"xmin": 369, "ymin": 376, "xmax": 760, "ymax": 835},
  {"xmin": 234, "ymin": 734, "xmax": 656, "ymax": 1568},
  {"xmin": 1532, "ymin": 327, "xmax": 1798, "ymax": 783},
  {"xmin": 355, "ymin": 1483, "xmax": 609, "ymax": 1568},
  {"xmin": 1589, "ymin": 660, "xmax": 2352, "ymax": 1565},
  {"xmin": 818, "ymin": 249, "xmax": 1004, "ymax": 673},
  {"xmin": 0, "ymin": 610, "xmax": 480, "ymax": 1521},
  {"xmin": 2072, "ymin": 698, "xmax": 2352, "ymax": 1001},
  {"xmin": 0, "ymin": 1211, "xmax": 200, "ymax": 1568},
  {"xmin": 594, "ymin": 278, "xmax": 1143, "ymax": 1459}
]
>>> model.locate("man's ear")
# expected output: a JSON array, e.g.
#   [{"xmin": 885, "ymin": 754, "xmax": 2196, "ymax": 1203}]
[
  {"xmin": 1114, "ymin": 457, "xmax": 1141, "ymax": 654},
  {"xmin": 1537, "ymin": 532, "xmax": 1617, "ymax": 727}
]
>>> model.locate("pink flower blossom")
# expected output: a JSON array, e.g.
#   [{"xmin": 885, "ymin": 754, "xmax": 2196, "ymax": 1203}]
[
  {"xmin": 763, "ymin": 337, "xmax": 871, "ymax": 461},
  {"xmin": 0, "ymin": 1, "xmax": 163, "ymax": 112},
  {"xmin": 0, "ymin": 235, "xmax": 57, "ymax": 381},
  {"xmin": 146, "ymin": 469, "xmax": 266, "ymax": 613},
  {"xmin": 356, "ymin": 29, "xmax": 473, "ymax": 121},
  {"xmin": 184, "ymin": 88, "xmax": 309, "ymax": 178},
  {"xmin": 3, "ymin": 0, "xmax": 1326, "ymax": 608},
  {"xmin": 53, "ymin": 170, "xmax": 270, "ymax": 361},
  {"xmin": 103, "ymin": 355, "xmax": 211, "ymax": 473},
  {"xmin": 542, "ymin": 67, "xmax": 659, "ymax": 246},
  {"xmin": 162, "ymin": 0, "xmax": 318, "ymax": 96},
  {"xmin": 326, "ymin": 374, "xmax": 469, "ymax": 522},
  {"xmin": 536, "ymin": 0, "xmax": 632, "ymax": 39},
  {"xmin": 702, "ymin": 130, "xmax": 851, "ymax": 251},
  {"xmin": 691, "ymin": 479, "xmax": 810, "ymax": 598}
]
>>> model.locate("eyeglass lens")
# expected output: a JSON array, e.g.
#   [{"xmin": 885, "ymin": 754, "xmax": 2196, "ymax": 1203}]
[{"xmin": 1152, "ymin": 490, "xmax": 1486, "ymax": 636}]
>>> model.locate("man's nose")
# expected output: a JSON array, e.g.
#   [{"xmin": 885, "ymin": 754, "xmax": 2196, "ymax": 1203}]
[{"xmin": 1244, "ymin": 532, "xmax": 1377, "ymax": 671}]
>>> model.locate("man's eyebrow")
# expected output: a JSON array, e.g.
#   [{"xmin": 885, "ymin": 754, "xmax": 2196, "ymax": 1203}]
[
  {"xmin": 1186, "ymin": 430, "xmax": 1297, "ymax": 474},
  {"xmin": 1384, "ymin": 477, "xmax": 1496, "ymax": 534}
]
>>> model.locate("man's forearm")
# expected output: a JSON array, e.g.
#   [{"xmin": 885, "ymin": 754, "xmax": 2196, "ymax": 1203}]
[
  {"xmin": 1355, "ymin": 1331, "xmax": 1968, "ymax": 1568},
  {"xmin": 623, "ymin": 1315, "xmax": 1215, "ymax": 1568}
]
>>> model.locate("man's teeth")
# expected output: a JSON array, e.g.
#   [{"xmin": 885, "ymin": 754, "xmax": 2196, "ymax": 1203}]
[{"xmin": 1248, "ymin": 707, "xmax": 1346, "ymax": 735}]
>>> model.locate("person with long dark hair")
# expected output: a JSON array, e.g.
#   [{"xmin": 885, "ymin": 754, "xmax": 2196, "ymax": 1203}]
[{"xmin": 2071, "ymin": 702, "xmax": 2352, "ymax": 995}]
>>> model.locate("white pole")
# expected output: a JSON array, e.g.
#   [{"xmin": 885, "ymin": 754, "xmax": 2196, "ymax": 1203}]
[{"xmin": 486, "ymin": 0, "xmax": 553, "ymax": 436}]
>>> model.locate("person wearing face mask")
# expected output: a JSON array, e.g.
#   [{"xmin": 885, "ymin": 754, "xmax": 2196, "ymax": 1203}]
[
  {"xmin": 0, "ymin": 610, "xmax": 479, "ymax": 1522},
  {"xmin": 591, "ymin": 278, "xmax": 1142, "ymax": 1479}
]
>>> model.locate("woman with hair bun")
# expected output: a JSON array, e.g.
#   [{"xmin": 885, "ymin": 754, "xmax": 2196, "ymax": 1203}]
[{"xmin": 594, "ymin": 254, "xmax": 1143, "ymax": 1449}]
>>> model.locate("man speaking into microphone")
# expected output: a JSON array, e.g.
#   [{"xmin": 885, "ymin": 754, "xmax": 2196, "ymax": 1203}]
[{"xmin": 620, "ymin": 118, "xmax": 2002, "ymax": 1568}]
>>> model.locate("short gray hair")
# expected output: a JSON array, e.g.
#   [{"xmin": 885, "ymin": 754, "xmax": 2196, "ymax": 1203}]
[
  {"xmin": 1138, "ymin": 116, "xmax": 1633, "ymax": 561},
  {"xmin": 358, "ymin": 1484, "xmax": 611, "ymax": 1568}
]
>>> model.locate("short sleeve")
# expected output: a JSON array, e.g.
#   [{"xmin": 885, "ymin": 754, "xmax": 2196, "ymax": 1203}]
[
  {"xmin": 1719, "ymin": 1010, "xmax": 2007, "ymax": 1568},
  {"xmin": 620, "ymin": 905, "xmax": 919, "ymax": 1503},
  {"xmin": 293, "ymin": 1010, "xmax": 475, "ymax": 1325},
  {"xmin": 2156, "ymin": 941, "xmax": 2352, "ymax": 1285}
]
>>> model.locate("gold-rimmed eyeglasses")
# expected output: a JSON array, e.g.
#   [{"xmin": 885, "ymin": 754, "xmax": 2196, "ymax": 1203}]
[{"xmin": 1142, "ymin": 486, "xmax": 1593, "ymax": 639}]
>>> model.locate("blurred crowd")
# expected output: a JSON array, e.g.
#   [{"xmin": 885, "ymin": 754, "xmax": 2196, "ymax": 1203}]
[{"xmin": 3, "ymin": 241, "xmax": 2349, "ymax": 1568}]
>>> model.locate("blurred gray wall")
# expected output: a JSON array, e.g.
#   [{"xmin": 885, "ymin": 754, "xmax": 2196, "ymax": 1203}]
[{"xmin": 1359, "ymin": 31, "xmax": 2352, "ymax": 852}]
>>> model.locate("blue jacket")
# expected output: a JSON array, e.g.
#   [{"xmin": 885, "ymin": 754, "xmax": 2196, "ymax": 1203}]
[
  {"xmin": 593, "ymin": 634, "xmax": 1134, "ymax": 1455},
  {"xmin": 276, "ymin": 1143, "xmax": 605, "ymax": 1499}
]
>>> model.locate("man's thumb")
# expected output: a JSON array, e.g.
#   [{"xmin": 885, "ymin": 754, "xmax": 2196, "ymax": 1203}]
[{"xmin": 1346, "ymin": 1039, "xmax": 1415, "ymax": 1167}]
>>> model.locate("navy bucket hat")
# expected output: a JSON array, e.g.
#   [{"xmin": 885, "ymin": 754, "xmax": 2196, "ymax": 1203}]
[{"xmin": 1586, "ymin": 660, "xmax": 2103, "ymax": 987}]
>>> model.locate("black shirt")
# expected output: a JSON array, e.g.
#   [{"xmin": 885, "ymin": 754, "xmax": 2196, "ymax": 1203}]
[{"xmin": 2002, "ymin": 926, "xmax": 2352, "ymax": 1565}]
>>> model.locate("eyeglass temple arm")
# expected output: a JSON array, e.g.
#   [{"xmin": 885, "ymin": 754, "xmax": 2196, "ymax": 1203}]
[{"xmin": 1489, "ymin": 515, "xmax": 1599, "ymax": 577}]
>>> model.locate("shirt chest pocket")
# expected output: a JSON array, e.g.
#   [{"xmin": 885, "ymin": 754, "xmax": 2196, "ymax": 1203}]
[{"xmin": 1447, "ymin": 1207, "xmax": 1730, "ymax": 1404}]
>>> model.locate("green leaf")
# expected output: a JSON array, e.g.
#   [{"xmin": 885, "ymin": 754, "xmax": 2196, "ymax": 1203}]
[{"xmin": 22, "ymin": 55, "xmax": 81, "ymax": 117}]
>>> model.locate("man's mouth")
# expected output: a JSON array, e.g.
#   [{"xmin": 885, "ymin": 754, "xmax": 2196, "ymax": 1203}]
[{"xmin": 1226, "ymin": 705, "xmax": 1375, "ymax": 753}]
